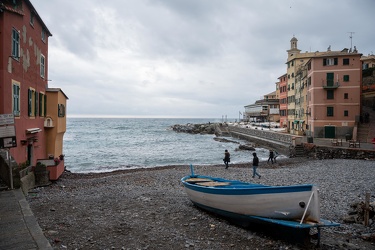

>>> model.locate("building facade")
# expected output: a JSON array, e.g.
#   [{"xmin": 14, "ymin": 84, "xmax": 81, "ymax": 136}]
[
  {"xmin": 0, "ymin": 0, "xmax": 68, "ymax": 186},
  {"xmin": 244, "ymin": 91, "xmax": 279, "ymax": 123},
  {"xmin": 306, "ymin": 50, "xmax": 362, "ymax": 138},
  {"xmin": 278, "ymin": 74, "xmax": 288, "ymax": 127}
]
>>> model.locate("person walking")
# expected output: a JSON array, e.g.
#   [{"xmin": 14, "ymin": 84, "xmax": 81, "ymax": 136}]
[
  {"xmin": 267, "ymin": 150, "xmax": 274, "ymax": 164},
  {"xmin": 223, "ymin": 149, "xmax": 230, "ymax": 169},
  {"xmin": 252, "ymin": 152, "xmax": 261, "ymax": 178}
]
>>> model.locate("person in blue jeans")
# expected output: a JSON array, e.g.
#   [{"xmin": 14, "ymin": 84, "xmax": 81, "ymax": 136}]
[{"xmin": 252, "ymin": 152, "xmax": 261, "ymax": 178}]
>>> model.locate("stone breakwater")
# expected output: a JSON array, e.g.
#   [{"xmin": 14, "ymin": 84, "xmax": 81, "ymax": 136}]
[
  {"xmin": 171, "ymin": 123, "xmax": 216, "ymax": 134},
  {"xmin": 28, "ymin": 159, "xmax": 375, "ymax": 249}
]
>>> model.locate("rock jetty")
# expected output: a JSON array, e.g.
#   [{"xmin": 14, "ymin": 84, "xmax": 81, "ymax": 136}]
[{"xmin": 171, "ymin": 123, "xmax": 219, "ymax": 135}]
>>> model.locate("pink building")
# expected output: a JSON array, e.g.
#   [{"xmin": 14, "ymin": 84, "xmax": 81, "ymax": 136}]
[
  {"xmin": 1, "ymin": 0, "xmax": 68, "ymax": 188},
  {"xmin": 306, "ymin": 49, "xmax": 362, "ymax": 138}
]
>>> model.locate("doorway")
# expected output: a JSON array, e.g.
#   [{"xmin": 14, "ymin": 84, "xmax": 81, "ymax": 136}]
[{"xmin": 324, "ymin": 126, "xmax": 336, "ymax": 138}]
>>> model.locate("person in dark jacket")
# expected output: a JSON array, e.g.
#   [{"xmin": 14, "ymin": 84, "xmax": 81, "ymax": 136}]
[
  {"xmin": 267, "ymin": 150, "xmax": 274, "ymax": 164},
  {"xmin": 223, "ymin": 149, "xmax": 230, "ymax": 169},
  {"xmin": 252, "ymin": 152, "xmax": 261, "ymax": 178}
]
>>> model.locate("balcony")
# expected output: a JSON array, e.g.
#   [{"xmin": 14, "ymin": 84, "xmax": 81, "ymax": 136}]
[{"xmin": 322, "ymin": 80, "xmax": 340, "ymax": 89}]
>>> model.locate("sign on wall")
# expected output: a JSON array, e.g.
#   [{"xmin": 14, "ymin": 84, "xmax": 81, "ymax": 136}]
[{"xmin": 0, "ymin": 114, "xmax": 17, "ymax": 148}]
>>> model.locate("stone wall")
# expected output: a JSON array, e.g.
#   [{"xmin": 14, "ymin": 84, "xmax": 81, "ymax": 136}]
[
  {"xmin": 0, "ymin": 150, "xmax": 20, "ymax": 188},
  {"xmin": 227, "ymin": 126, "xmax": 375, "ymax": 160},
  {"xmin": 228, "ymin": 126, "xmax": 295, "ymax": 156},
  {"xmin": 302, "ymin": 144, "xmax": 375, "ymax": 160},
  {"xmin": 228, "ymin": 126, "xmax": 295, "ymax": 144}
]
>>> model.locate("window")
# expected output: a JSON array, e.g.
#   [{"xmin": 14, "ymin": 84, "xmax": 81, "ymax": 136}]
[
  {"xmin": 323, "ymin": 58, "xmax": 338, "ymax": 66},
  {"xmin": 307, "ymin": 62, "xmax": 311, "ymax": 70},
  {"xmin": 30, "ymin": 11, "xmax": 34, "ymax": 26},
  {"xmin": 344, "ymin": 110, "xmax": 348, "ymax": 117},
  {"xmin": 327, "ymin": 107, "xmax": 334, "ymax": 117},
  {"xmin": 291, "ymin": 60, "xmax": 294, "ymax": 66},
  {"xmin": 40, "ymin": 55, "xmax": 45, "ymax": 78},
  {"xmin": 28, "ymin": 89, "xmax": 36, "ymax": 117},
  {"xmin": 12, "ymin": 83, "xmax": 20, "ymax": 116},
  {"xmin": 58, "ymin": 104, "xmax": 66, "ymax": 117},
  {"xmin": 344, "ymin": 93, "xmax": 348, "ymax": 99},
  {"xmin": 343, "ymin": 75, "xmax": 349, "ymax": 82},
  {"xmin": 327, "ymin": 90, "xmax": 334, "ymax": 99},
  {"xmin": 343, "ymin": 58, "xmax": 349, "ymax": 65},
  {"xmin": 12, "ymin": 28, "xmax": 20, "ymax": 59},
  {"xmin": 39, "ymin": 93, "xmax": 46, "ymax": 116}
]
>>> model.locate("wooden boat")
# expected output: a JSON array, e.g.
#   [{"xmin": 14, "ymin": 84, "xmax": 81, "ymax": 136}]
[{"xmin": 181, "ymin": 165, "xmax": 339, "ymax": 230}]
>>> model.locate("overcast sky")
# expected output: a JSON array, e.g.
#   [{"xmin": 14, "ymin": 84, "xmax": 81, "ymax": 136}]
[{"xmin": 31, "ymin": 0, "xmax": 375, "ymax": 118}]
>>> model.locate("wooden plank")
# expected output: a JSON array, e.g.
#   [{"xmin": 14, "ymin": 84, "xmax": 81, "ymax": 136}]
[
  {"xmin": 185, "ymin": 178, "xmax": 212, "ymax": 183},
  {"xmin": 196, "ymin": 182, "xmax": 231, "ymax": 187}
]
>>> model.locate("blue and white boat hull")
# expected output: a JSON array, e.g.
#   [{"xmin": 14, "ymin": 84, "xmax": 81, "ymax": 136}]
[{"xmin": 181, "ymin": 175, "xmax": 320, "ymax": 223}]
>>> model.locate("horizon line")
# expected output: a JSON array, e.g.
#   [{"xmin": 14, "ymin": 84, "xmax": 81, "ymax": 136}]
[{"xmin": 67, "ymin": 114, "xmax": 236, "ymax": 119}]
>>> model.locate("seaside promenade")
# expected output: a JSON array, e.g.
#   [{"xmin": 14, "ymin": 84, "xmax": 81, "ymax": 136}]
[
  {"xmin": 0, "ymin": 188, "xmax": 52, "ymax": 250},
  {"xmin": 0, "ymin": 136, "xmax": 374, "ymax": 249}
]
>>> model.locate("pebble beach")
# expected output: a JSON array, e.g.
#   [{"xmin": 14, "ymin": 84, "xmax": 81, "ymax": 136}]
[{"xmin": 28, "ymin": 158, "xmax": 375, "ymax": 249}]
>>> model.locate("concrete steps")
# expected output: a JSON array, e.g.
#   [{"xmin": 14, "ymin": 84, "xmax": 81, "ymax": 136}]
[
  {"xmin": 357, "ymin": 106, "xmax": 375, "ymax": 143},
  {"xmin": 295, "ymin": 145, "xmax": 305, "ymax": 157}
]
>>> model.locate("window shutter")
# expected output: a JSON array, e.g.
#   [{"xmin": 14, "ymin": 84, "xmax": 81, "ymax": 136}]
[
  {"xmin": 323, "ymin": 59, "xmax": 327, "ymax": 66},
  {"xmin": 35, "ymin": 91, "xmax": 38, "ymax": 116},
  {"xmin": 44, "ymin": 95, "xmax": 47, "ymax": 115},
  {"xmin": 334, "ymin": 58, "xmax": 338, "ymax": 65},
  {"xmin": 39, "ymin": 93, "xmax": 42, "ymax": 116},
  {"xmin": 327, "ymin": 73, "xmax": 334, "ymax": 86},
  {"xmin": 28, "ymin": 89, "xmax": 32, "ymax": 116}
]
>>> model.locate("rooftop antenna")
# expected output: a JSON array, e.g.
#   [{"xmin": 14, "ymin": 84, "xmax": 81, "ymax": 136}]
[{"xmin": 348, "ymin": 32, "xmax": 355, "ymax": 51}]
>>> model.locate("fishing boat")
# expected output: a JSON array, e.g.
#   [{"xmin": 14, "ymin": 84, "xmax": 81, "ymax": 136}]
[{"xmin": 181, "ymin": 165, "xmax": 339, "ymax": 244}]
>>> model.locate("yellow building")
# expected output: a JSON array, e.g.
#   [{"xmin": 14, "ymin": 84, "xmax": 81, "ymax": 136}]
[{"xmin": 45, "ymin": 88, "xmax": 68, "ymax": 161}]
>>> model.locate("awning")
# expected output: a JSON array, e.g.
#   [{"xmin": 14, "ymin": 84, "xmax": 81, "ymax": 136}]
[
  {"xmin": 300, "ymin": 120, "xmax": 305, "ymax": 123},
  {"xmin": 293, "ymin": 120, "xmax": 299, "ymax": 124},
  {"xmin": 26, "ymin": 128, "xmax": 42, "ymax": 134}
]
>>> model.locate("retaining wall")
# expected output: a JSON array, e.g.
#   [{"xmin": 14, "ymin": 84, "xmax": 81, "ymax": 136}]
[{"xmin": 228, "ymin": 126, "xmax": 375, "ymax": 160}]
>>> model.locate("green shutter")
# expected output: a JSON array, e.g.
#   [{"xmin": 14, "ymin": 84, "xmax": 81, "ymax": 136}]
[
  {"xmin": 28, "ymin": 89, "xmax": 32, "ymax": 116},
  {"xmin": 327, "ymin": 107, "xmax": 334, "ymax": 117},
  {"xmin": 326, "ymin": 73, "xmax": 334, "ymax": 86},
  {"xmin": 13, "ymin": 84, "xmax": 20, "ymax": 116},
  {"xmin": 44, "ymin": 95, "xmax": 47, "ymax": 115},
  {"xmin": 35, "ymin": 91, "xmax": 38, "ymax": 116}
]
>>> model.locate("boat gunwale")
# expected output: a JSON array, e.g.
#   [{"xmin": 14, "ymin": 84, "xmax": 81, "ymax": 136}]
[{"xmin": 181, "ymin": 175, "xmax": 316, "ymax": 195}]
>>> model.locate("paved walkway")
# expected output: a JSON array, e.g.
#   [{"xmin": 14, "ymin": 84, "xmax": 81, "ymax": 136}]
[{"xmin": 0, "ymin": 189, "xmax": 52, "ymax": 250}]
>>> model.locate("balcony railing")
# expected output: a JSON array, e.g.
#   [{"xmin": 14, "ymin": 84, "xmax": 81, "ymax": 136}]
[{"xmin": 322, "ymin": 81, "xmax": 340, "ymax": 89}]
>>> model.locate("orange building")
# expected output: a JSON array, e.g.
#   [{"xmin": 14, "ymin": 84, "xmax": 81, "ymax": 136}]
[{"xmin": 278, "ymin": 74, "xmax": 288, "ymax": 127}]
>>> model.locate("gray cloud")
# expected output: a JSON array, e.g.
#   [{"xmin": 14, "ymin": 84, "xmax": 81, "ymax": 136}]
[{"xmin": 31, "ymin": 0, "xmax": 375, "ymax": 118}]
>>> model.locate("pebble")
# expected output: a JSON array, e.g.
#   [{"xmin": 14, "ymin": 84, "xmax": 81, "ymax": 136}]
[{"xmin": 27, "ymin": 158, "xmax": 375, "ymax": 249}]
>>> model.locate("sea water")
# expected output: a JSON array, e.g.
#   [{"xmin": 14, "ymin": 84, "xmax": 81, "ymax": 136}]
[{"xmin": 63, "ymin": 118, "xmax": 274, "ymax": 173}]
